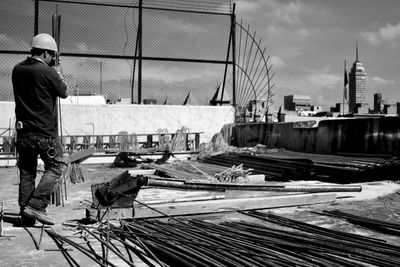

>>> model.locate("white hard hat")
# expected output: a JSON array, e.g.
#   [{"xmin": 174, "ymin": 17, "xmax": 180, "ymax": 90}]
[{"xmin": 31, "ymin": 33, "xmax": 58, "ymax": 52}]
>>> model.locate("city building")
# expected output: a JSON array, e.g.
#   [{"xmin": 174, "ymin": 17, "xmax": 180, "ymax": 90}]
[
  {"xmin": 248, "ymin": 98, "xmax": 269, "ymax": 122},
  {"xmin": 373, "ymin": 93, "xmax": 383, "ymax": 113},
  {"xmin": 384, "ymin": 104, "xmax": 397, "ymax": 115},
  {"xmin": 284, "ymin": 95, "xmax": 311, "ymax": 111},
  {"xmin": 143, "ymin": 99, "xmax": 158, "ymax": 104},
  {"xmin": 331, "ymin": 103, "xmax": 349, "ymax": 114},
  {"xmin": 348, "ymin": 44, "xmax": 368, "ymax": 113},
  {"xmin": 311, "ymin": 105, "xmax": 322, "ymax": 112}
]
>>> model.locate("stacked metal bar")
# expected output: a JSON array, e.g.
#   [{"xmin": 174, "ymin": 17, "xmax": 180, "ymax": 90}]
[
  {"xmin": 49, "ymin": 213, "xmax": 400, "ymax": 267},
  {"xmin": 201, "ymin": 151, "xmax": 400, "ymax": 182},
  {"xmin": 317, "ymin": 210, "xmax": 400, "ymax": 236}
]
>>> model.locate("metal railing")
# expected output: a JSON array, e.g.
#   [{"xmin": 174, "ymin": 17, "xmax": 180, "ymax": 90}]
[{"xmin": 0, "ymin": 132, "xmax": 202, "ymax": 156}]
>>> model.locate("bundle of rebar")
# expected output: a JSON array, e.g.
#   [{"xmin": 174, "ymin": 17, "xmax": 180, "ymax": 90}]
[
  {"xmin": 201, "ymin": 151, "xmax": 400, "ymax": 182},
  {"xmin": 241, "ymin": 211, "xmax": 400, "ymax": 266},
  {"xmin": 48, "ymin": 212, "xmax": 400, "ymax": 267},
  {"xmin": 169, "ymin": 127, "xmax": 189, "ymax": 152},
  {"xmin": 63, "ymin": 162, "xmax": 85, "ymax": 184},
  {"xmin": 316, "ymin": 209, "xmax": 400, "ymax": 236},
  {"xmin": 51, "ymin": 149, "xmax": 93, "ymax": 206}
]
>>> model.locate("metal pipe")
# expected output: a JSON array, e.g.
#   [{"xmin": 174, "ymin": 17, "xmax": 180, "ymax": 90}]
[
  {"xmin": 231, "ymin": 4, "xmax": 236, "ymax": 106},
  {"xmin": 146, "ymin": 178, "xmax": 362, "ymax": 192},
  {"xmin": 137, "ymin": 0, "xmax": 142, "ymax": 104}
]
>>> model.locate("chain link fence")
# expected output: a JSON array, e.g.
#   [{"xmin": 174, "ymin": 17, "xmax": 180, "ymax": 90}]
[{"xmin": 0, "ymin": 0, "xmax": 234, "ymax": 105}]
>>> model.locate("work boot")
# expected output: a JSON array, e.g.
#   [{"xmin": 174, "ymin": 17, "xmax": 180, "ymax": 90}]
[
  {"xmin": 20, "ymin": 213, "xmax": 37, "ymax": 227},
  {"xmin": 23, "ymin": 206, "xmax": 55, "ymax": 225}
]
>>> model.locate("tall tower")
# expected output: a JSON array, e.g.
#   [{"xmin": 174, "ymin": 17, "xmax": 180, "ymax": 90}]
[
  {"xmin": 374, "ymin": 93, "xmax": 382, "ymax": 113},
  {"xmin": 348, "ymin": 43, "xmax": 367, "ymax": 113}
]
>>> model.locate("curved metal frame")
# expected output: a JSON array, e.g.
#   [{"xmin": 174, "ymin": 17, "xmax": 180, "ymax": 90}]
[{"xmin": 234, "ymin": 21, "xmax": 275, "ymax": 116}]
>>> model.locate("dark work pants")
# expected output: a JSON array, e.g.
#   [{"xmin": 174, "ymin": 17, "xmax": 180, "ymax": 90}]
[{"xmin": 16, "ymin": 136, "xmax": 64, "ymax": 211}]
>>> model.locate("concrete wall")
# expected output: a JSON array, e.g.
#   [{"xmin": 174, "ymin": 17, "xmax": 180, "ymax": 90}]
[
  {"xmin": 0, "ymin": 102, "xmax": 235, "ymax": 143},
  {"xmin": 224, "ymin": 117, "xmax": 400, "ymax": 156}
]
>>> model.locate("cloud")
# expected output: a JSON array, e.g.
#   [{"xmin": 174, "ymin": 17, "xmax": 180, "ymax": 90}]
[
  {"xmin": 159, "ymin": 15, "xmax": 208, "ymax": 34},
  {"xmin": 76, "ymin": 42, "xmax": 90, "ymax": 53},
  {"xmin": 305, "ymin": 73, "xmax": 341, "ymax": 89},
  {"xmin": 269, "ymin": 56, "xmax": 285, "ymax": 68},
  {"xmin": 360, "ymin": 21, "xmax": 400, "ymax": 45},
  {"xmin": 0, "ymin": 34, "xmax": 30, "ymax": 50},
  {"xmin": 74, "ymin": 42, "xmax": 108, "ymax": 54},
  {"xmin": 296, "ymin": 28, "xmax": 311, "ymax": 38},
  {"xmin": 371, "ymin": 76, "xmax": 395, "ymax": 85},
  {"xmin": 273, "ymin": 0, "xmax": 306, "ymax": 26},
  {"xmin": 237, "ymin": 0, "xmax": 307, "ymax": 26},
  {"xmin": 235, "ymin": 0, "xmax": 259, "ymax": 13}
]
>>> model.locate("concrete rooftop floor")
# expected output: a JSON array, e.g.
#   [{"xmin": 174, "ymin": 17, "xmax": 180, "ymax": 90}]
[{"xmin": 1, "ymin": 163, "xmax": 400, "ymax": 266}]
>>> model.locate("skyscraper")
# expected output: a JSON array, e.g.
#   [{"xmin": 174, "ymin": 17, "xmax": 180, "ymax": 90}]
[
  {"xmin": 348, "ymin": 43, "xmax": 367, "ymax": 113},
  {"xmin": 374, "ymin": 93, "xmax": 382, "ymax": 113}
]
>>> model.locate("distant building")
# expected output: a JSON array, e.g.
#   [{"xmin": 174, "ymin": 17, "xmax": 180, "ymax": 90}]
[
  {"xmin": 143, "ymin": 99, "xmax": 157, "ymax": 104},
  {"xmin": 354, "ymin": 103, "xmax": 370, "ymax": 114},
  {"xmin": 248, "ymin": 99, "xmax": 269, "ymax": 122},
  {"xmin": 384, "ymin": 104, "xmax": 397, "ymax": 115},
  {"xmin": 284, "ymin": 95, "xmax": 311, "ymax": 111},
  {"xmin": 397, "ymin": 103, "xmax": 400, "ymax": 116},
  {"xmin": 298, "ymin": 105, "xmax": 322, "ymax": 117},
  {"xmin": 116, "ymin": 98, "xmax": 132, "ymax": 104},
  {"xmin": 349, "ymin": 43, "xmax": 367, "ymax": 113},
  {"xmin": 373, "ymin": 93, "xmax": 383, "ymax": 113},
  {"xmin": 331, "ymin": 103, "xmax": 349, "ymax": 113},
  {"xmin": 311, "ymin": 105, "xmax": 322, "ymax": 112}
]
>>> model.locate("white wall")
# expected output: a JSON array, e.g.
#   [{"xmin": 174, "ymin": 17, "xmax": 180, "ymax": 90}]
[{"xmin": 0, "ymin": 101, "xmax": 235, "ymax": 143}]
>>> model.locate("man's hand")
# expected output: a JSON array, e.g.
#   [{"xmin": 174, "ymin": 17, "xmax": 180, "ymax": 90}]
[{"xmin": 49, "ymin": 52, "xmax": 60, "ymax": 67}]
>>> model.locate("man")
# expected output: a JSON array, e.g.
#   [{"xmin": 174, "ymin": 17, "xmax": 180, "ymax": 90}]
[{"xmin": 12, "ymin": 33, "xmax": 68, "ymax": 225}]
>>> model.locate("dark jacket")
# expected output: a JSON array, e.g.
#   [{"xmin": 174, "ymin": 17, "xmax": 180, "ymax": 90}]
[{"xmin": 12, "ymin": 57, "xmax": 68, "ymax": 138}]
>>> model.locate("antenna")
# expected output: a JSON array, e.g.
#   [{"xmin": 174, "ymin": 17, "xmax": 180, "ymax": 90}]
[{"xmin": 356, "ymin": 41, "xmax": 359, "ymax": 62}]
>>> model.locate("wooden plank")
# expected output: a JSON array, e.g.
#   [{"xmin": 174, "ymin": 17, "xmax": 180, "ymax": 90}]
[
  {"xmin": 88, "ymin": 192, "xmax": 336, "ymax": 220},
  {"xmin": 66, "ymin": 147, "xmax": 96, "ymax": 164},
  {"xmin": 142, "ymin": 194, "xmax": 225, "ymax": 205},
  {"xmin": 128, "ymin": 169, "xmax": 156, "ymax": 176},
  {"xmin": 247, "ymin": 174, "xmax": 265, "ymax": 183}
]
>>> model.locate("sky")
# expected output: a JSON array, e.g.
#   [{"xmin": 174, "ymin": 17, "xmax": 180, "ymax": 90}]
[
  {"xmin": 1, "ymin": 0, "xmax": 400, "ymax": 110},
  {"xmin": 235, "ymin": 0, "xmax": 400, "ymax": 111}
]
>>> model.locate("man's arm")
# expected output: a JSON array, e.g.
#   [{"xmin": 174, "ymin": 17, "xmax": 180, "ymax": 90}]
[{"xmin": 50, "ymin": 66, "xmax": 68, "ymax": 99}]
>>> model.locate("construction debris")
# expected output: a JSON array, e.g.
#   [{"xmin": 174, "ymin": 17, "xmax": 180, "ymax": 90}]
[
  {"xmin": 211, "ymin": 164, "xmax": 252, "ymax": 183},
  {"xmin": 65, "ymin": 147, "xmax": 96, "ymax": 165},
  {"xmin": 111, "ymin": 149, "xmax": 172, "ymax": 168},
  {"xmin": 63, "ymin": 147, "xmax": 96, "ymax": 183},
  {"xmin": 197, "ymin": 131, "xmax": 237, "ymax": 160},
  {"xmin": 63, "ymin": 163, "xmax": 84, "ymax": 184},
  {"xmin": 52, "ymin": 147, "xmax": 96, "ymax": 206},
  {"xmin": 86, "ymin": 167, "xmax": 362, "ymax": 220},
  {"xmin": 91, "ymin": 170, "xmax": 146, "ymax": 209},
  {"xmin": 111, "ymin": 152, "xmax": 141, "ymax": 168}
]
